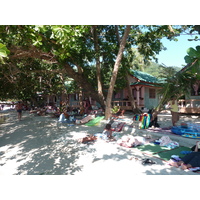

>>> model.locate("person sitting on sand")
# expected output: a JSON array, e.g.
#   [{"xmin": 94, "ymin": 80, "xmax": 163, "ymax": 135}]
[
  {"xmin": 101, "ymin": 124, "xmax": 113, "ymax": 139},
  {"xmin": 63, "ymin": 109, "xmax": 70, "ymax": 119},
  {"xmin": 37, "ymin": 107, "xmax": 47, "ymax": 116},
  {"xmin": 148, "ymin": 109, "xmax": 160, "ymax": 128},
  {"xmin": 51, "ymin": 107, "xmax": 61, "ymax": 118},
  {"xmin": 58, "ymin": 109, "xmax": 72, "ymax": 122},
  {"xmin": 169, "ymin": 141, "xmax": 200, "ymax": 170},
  {"xmin": 93, "ymin": 123, "xmax": 114, "ymax": 140},
  {"xmin": 79, "ymin": 124, "xmax": 114, "ymax": 143},
  {"xmin": 113, "ymin": 106, "xmax": 125, "ymax": 118}
]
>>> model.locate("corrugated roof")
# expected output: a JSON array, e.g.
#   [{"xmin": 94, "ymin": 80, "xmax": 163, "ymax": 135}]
[
  {"xmin": 129, "ymin": 70, "xmax": 164, "ymax": 84},
  {"xmin": 130, "ymin": 82, "xmax": 162, "ymax": 87}
]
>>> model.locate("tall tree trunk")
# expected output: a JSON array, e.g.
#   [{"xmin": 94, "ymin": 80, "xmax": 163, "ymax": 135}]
[
  {"xmin": 125, "ymin": 72, "xmax": 136, "ymax": 110},
  {"xmin": 125, "ymin": 73, "xmax": 142, "ymax": 113},
  {"xmin": 116, "ymin": 26, "xmax": 137, "ymax": 111},
  {"xmin": 92, "ymin": 25, "xmax": 106, "ymax": 106},
  {"xmin": 105, "ymin": 25, "xmax": 131, "ymax": 119}
]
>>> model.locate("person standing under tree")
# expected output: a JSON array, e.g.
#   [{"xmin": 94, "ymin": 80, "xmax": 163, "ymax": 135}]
[
  {"xmin": 168, "ymin": 96, "xmax": 179, "ymax": 126},
  {"xmin": 15, "ymin": 101, "xmax": 23, "ymax": 121}
]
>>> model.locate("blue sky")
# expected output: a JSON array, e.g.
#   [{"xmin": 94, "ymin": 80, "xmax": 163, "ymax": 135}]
[{"xmin": 156, "ymin": 35, "xmax": 200, "ymax": 68}]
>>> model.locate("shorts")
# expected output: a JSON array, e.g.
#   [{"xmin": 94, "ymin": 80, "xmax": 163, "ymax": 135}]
[
  {"xmin": 171, "ymin": 111, "xmax": 179, "ymax": 122},
  {"xmin": 17, "ymin": 109, "xmax": 22, "ymax": 113},
  {"xmin": 181, "ymin": 152, "xmax": 200, "ymax": 167}
]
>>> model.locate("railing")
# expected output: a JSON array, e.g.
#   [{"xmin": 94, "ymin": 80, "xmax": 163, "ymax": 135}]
[
  {"xmin": 178, "ymin": 99, "xmax": 200, "ymax": 113},
  {"xmin": 111, "ymin": 100, "xmax": 144, "ymax": 110},
  {"xmin": 70, "ymin": 101, "xmax": 81, "ymax": 108},
  {"xmin": 69, "ymin": 100, "xmax": 144, "ymax": 110}
]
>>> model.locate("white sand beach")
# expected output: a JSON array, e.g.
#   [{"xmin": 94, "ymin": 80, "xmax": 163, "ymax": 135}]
[{"xmin": 0, "ymin": 109, "xmax": 200, "ymax": 175}]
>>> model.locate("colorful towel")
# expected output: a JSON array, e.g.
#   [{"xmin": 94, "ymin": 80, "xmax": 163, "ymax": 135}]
[
  {"xmin": 85, "ymin": 116, "xmax": 104, "ymax": 126},
  {"xmin": 133, "ymin": 113, "xmax": 151, "ymax": 129}
]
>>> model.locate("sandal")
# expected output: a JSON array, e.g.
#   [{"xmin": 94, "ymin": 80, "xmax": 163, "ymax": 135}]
[{"xmin": 142, "ymin": 159, "xmax": 157, "ymax": 165}]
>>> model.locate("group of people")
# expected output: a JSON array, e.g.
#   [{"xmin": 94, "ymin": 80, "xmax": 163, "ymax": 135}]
[
  {"xmin": 14, "ymin": 97, "xmax": 99, "ymax": 122},
  {"xmin": 14, "ymin": 97, "xmax": 200, "ymax": 171}
]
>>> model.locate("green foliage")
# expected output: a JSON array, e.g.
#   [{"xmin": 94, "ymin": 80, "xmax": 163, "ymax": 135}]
[
  {"xmin": 184, "ymin": 55, "xmax": 193, "ymax": 64},
  {"xmin": 184, "ymin": 45, "xmax": 200, "ymax": 75},
  {"xmin": 0, "ymin": 43, "xmax": 9, "ymax": 63},
  {"xmin": 188, "ymin": 46, "xmax": 199, "ymax": 58},
  {"xmin": 0, "ymin": 25, "xmax": 199, "ymax": 107},
  {"xmin": 184, "ymin": 46, "xmax": 200, "ymax": 64},
  {"xmin": 156, "ymin": 45, "xmax": 200, "ymax": 110}
]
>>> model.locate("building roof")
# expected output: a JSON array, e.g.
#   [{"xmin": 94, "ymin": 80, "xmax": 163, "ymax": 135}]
[
  {"xmin": 130, "ymin": 82, "xmax": 162, "ymax": 88},
  {"xmin": 129, "ymin": 70, "xmax": 164, "ymax": 84}
]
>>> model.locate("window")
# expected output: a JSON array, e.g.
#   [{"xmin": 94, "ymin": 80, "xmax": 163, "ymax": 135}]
[
  {"xmin": 149, "ymin": 88, "xmax": 156, "ymax": 99},
  {"xmin": 115, "ymin": 92, "xmax": 121, "ymax": 99}
]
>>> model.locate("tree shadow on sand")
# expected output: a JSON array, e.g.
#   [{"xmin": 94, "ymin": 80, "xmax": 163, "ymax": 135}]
[
  {"xmin": 0, "ymin": 114, "xmax": 98, "ymax": 175},
  {"xmin": 1, "ymin": 112, "xmax": 198, "ymax": 175}
]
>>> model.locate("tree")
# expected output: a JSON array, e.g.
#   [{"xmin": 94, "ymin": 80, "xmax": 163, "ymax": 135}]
[
  {"xmin": 156, "ymin": 45, "xmax": 200, "ymax": 111},
  {"xmin": 1, "ymin": 25, "xmax": 195, "ymax": 117},
  {"xmin": 0, "ymin": 43, "xmax": 9, "ymax": 64},
  {"xmin": 104, "ymin": 25, "xmax": 131, "ymax": 118}
]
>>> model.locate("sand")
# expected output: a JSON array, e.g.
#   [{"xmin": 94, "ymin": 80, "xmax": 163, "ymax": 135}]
[{"xmin": 0, "ymin": 109, "xmax": 200, "ymax": 175}]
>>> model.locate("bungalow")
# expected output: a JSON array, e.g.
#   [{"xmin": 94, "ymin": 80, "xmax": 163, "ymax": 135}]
[
  {"xmin": 39, "ymin": 66, "xmax": 200, "ymax": 114},
  {"xmin": 42, "ymin": 70, "xmax": 163, "ymax": 112},
  {"xmin": 111, "ymin": 70, "xmax": 163, "ymax": 111}
]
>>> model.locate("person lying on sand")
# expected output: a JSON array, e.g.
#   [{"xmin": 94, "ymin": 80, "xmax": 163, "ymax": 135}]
[
  {"xmin": 169, "ymin": 141, "xmax": 200, "ymax": 170},
  {"xmin": 117, "ymin": 135, "xmax": 154, "ymax": 148},
  {"xmin": 78, "ymin": 123, "xmax": 114, "ymax": 143}
]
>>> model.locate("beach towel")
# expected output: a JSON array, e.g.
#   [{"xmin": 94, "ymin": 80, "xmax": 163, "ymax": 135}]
[
  {"xmin": 85, "ymin": 116, "xmax": 104, "ymax": 126},
  {"xmin": 133, "ymin": 114, "xmax": 151, "ymax": 129},
  {"xmin": 135, "ymin": 143, "xmax": 170, "ymax": 154},
  {"xmin": 154, "ymin": 146, "xmax": 191, "ymax": 161}
]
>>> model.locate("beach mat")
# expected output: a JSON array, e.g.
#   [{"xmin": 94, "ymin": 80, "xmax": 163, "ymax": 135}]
[
  {"xmin": 85, "ymin": 116, "xmax": 104, "ymax": 126},
  {"xmin": 135, "ymin": 143, "xmax": 170, "ymax": 155},
  {"xmin": 154, "ymin": 146, "xmax": 191, "ymax": 161}
]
